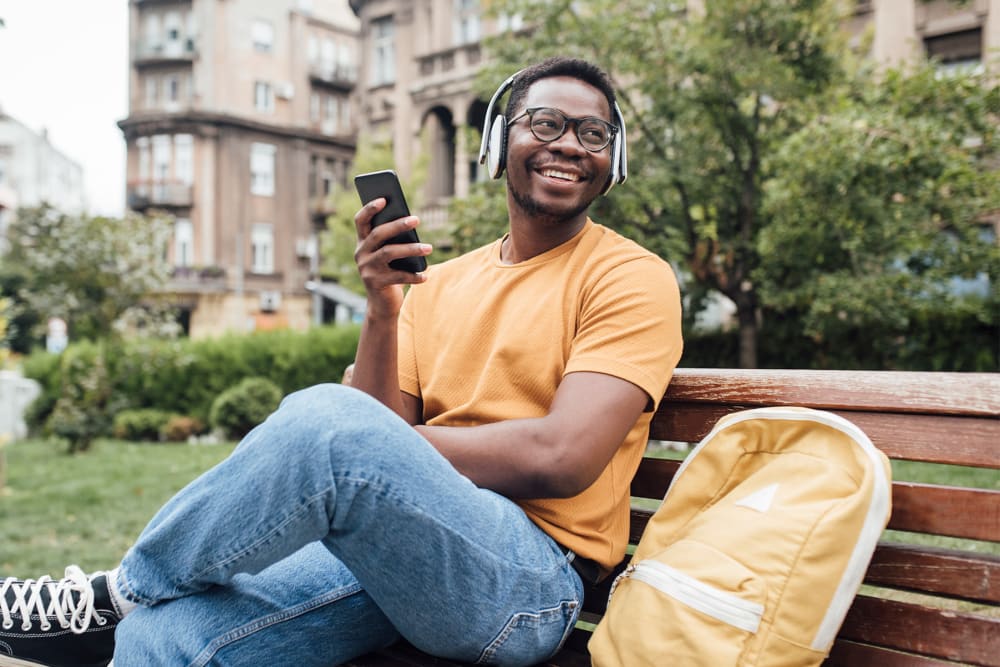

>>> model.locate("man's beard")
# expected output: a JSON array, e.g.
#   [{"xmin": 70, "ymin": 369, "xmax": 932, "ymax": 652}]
[{"xmin": 508, "ymin": 178, "xmax": 592, "ymax": 226}]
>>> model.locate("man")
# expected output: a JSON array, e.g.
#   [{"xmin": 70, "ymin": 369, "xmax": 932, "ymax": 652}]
[{"xmin": 1, "ymin": 57, "xmax": 682, "ymax": 667}]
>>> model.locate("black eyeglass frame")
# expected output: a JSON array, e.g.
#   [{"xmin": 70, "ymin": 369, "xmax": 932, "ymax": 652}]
[{"xmin": 508, "ymin": 107, "xmax": 619, "ymax": 152}]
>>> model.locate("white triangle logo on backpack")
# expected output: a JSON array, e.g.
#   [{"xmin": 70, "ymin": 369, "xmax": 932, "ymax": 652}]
[{"xmin": 734, "ymin": 483, "xmax": 779, "ymax": 513}]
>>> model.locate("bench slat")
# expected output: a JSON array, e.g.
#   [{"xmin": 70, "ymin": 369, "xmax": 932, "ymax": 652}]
[
  {"xmin": 665, "ymin": 369, "xmax": 1000, "ymax": 416},
  {"xmin": 825, "ymin": 639, "xmax": 963, "ymax": 666},
  {"xmin": 650, "ymin": 405, "xmax": 1000, "ymax": 468},
  {"xmin": 867, "ymin": 543, "xmax": 1000, "ymax": 604},
  {"xmin": 888, "ymin": 482, "xmax": 1000, "ymax": 542},
  {"xmin": 631, "ymin": 463, "xmax": 1000, "ymax": 542},
  {"xmin": 838, "ymin": 595, "xmax": 1000, "ymax": 666}
]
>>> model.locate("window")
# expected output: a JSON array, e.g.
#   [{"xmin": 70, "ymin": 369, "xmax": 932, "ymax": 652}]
[
  {"xmin": 164, "ymin": 74, "xmax": 180, "ymax": 107},
  {"xmin": 174, "ymin": 134, "xmax": 193, "ymax": 185},
  {"xmin": 137, "ymin": 137, "xmax": 151, "ymax": 183},
  {"xmin": 250, "ymin": 143, "xmax": 276, "ymax": 196},
  {"xmin": 144, "ymin": 13, "xmax": 161, "ymax": 50},
  {"xmin": 324, "ymin": 96, "xmax": 338, "ymax": 125},
  {"xmin": 252, "ymin": 19, "xmax": 274, "ymax": 52},
  {"xmin": 152, "ymin": 135, "xmax": 171, "ymax": 200},
  {"xmin": 254, "ymin": 81, "xmax": 274, "ymax": 113},
  {"xmin": 251, "ymin": 223, "xmax": 274, "ymax": 273},
  {"xmin": 164, "ymin": 11, "xmax": 183, "ymax": 56},
  {"xmin": 310, "ymin": 92, "xmax": 321, "ymax": 122},
  {"xmin": 925, "ymin": 28, "xmax": 983, "ymax": 76},
  {"xmin": 372, "ymin": 16, "xmax": 395, "ymax": 86},
  {"xmin": 498, "ymin": 12, "xmax": 523, "ymax": 32},
  {"xmin": 145, "ymin": 76, "xmax": 158, "ymax": 108},
  {"xmin": 453, "ymin": 0, "xmax": 480, "ymax": 45},
  {"xmin": 308, "ymin": 36, "xmax": 319, "ymax": 64},
  {"xmin": 174, "ymin": 218, "xmax": 194, "ymax": 267}
]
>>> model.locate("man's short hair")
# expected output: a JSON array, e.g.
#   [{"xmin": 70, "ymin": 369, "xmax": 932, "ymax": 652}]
[{"xmin": 503, "ymin": 57, "xmax": 617, "ymax": 121}]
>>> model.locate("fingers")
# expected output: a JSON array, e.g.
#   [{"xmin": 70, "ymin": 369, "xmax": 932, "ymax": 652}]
[
  {"xmin": 354, "ymin": 197, "xmax": 386, "ymax": 241},
  {"xmin": 353, "ymin": 200, "xmax": 433, "ymax": 291}
]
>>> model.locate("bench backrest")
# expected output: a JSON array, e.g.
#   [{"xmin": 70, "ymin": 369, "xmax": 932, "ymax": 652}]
[{"xmin": 569, "ymin": 369, "xmax": 1000, "ymax": 666}]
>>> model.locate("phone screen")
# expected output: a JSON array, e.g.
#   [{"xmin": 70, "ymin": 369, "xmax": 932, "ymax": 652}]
[{"xmin": 354, "ymin": 170, "xmax": 427, "ymax": 273}]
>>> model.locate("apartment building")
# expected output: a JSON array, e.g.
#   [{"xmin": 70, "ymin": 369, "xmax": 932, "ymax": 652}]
[
  {"xmin": 348, "ymin": 0, "xmax": 997, "ymax": 220},
  {"xmin": 119, "ymin": 0, "xmax": 361, "ymax": 338},
  {"xmin": 0, "ymin": 110, "xmax": 86, "ymax": 250}
]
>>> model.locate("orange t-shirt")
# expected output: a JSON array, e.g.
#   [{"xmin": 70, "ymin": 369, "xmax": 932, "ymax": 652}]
[{"xmin": 397, "ymin": 219, "xmax": 683, "ymax": 569}]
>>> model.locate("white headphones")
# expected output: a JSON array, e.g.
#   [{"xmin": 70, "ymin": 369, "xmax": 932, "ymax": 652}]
[{"xmin": 477, "ymin": 70, "xmax": 629, "ymax": 195}]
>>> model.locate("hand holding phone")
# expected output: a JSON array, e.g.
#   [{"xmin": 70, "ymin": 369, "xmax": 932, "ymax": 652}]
[{"xmin": 354, "ymin": 169, "xmax": 428, "ymax": 273}]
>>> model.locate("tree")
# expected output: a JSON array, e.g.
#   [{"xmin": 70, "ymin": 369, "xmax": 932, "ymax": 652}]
[
  {"xmin": 320, "ymin": 134, "xmax": 429, "ymax": 292},
  {"xmin": 478, "ymin": 0, "xmax": 998, "ymax": 368},
  {"xmin": 759, "ymin": 63, "xmax": 1000, "ymax": 369},
  {"xmin": 478, "ymin": 0, "xmax": 848, "ymax": 367},
  {"xmin": 0, "ymin": 205, "xmax": 173, "ymax": 349}
]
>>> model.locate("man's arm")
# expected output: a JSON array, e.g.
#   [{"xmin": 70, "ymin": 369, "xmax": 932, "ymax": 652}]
[
  {"xmin": 416, "ymin": 371, "xmax": 648, "ymax": 499},
  {"xmin": 349, "ymin": 197, "xmax": 431, "ymax": 424}
]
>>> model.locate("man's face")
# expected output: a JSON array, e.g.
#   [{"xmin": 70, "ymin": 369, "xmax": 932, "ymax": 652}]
[{"xmin": 505, "ymin": 76, "xmax": 614, "ymax": 226}]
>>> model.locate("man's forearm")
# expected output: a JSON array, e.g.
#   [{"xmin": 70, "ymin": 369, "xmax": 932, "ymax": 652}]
[{"xmin": 351, "ymin": 313, "xmax": 408, "ymax": 420}]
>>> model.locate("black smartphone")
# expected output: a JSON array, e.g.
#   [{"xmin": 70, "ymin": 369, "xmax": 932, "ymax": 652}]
[{"xmin": 353, "ymin": 169, "xmax": 428, "ymax": 273}]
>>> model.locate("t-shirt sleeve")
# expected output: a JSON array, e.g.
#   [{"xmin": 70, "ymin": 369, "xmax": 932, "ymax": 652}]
[
  {"xmin": 397, "ymin": 288, "xmax": 421, "ymax": 398},
  {"xmin": 564, "ymin": 256, "xmax": 683, "ymax": 411}
]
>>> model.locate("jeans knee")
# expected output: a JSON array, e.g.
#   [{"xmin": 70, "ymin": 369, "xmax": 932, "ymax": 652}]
[{"xmin": 114, "ymin": 607, "xmax": 200, "ymax": 665}]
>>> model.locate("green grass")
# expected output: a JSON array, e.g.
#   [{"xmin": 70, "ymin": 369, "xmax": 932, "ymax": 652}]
[{"xmin": 0, "ymin": 438, "xmax": 236, "ymax": 577}]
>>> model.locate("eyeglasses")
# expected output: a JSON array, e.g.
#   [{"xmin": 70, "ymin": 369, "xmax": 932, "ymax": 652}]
[{"xmin": 509, "ymin": 107, "xmax": 618, "ymax": 152}]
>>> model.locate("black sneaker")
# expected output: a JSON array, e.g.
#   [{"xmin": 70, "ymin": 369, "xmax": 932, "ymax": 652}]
[{"xmin": 0, "ymin": 566, "xmax": 120, "ymax": 667}]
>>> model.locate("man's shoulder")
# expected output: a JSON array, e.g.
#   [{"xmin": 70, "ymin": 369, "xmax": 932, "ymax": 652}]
[{"xmin": 585, "ymin": 222, "xmax": 673, "ymax": 274}]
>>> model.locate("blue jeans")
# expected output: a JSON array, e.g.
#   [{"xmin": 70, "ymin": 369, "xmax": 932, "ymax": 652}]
[{"xmin": 112, "ymin": 384, "xmax": 584, "ymax": 666}]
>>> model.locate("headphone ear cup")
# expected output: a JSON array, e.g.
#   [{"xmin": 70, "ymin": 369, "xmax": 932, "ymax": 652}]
[{"xmin": 487, "ymin": 115, "xmax": 508, "ymax": 179}]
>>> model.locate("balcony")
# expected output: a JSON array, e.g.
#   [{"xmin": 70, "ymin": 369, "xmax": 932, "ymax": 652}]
[
  {"xmin": 134, "ymin": 39, "xmax": 197, "ymax": 66},
  {"xmin": 128, "ymin": 181, "xmax": 193, "ymax": 210},
  {"xmin": 167, "ymin": 265, "xmax": 227, "ymax": 294},
  {"xmin": 308, "ymin": 63, "xmax": 358, "ymax": 91}
]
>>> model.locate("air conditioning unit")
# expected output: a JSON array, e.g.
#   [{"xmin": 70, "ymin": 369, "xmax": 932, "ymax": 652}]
[
  {"xmin": 259, "ymin": 290, "xmax": 282, "ymax": 313},
  {"xmin": 276, "ymin": 82, "xmax": 295, "ymax": 100},
  {"xmin": 295, "ymin": 238, "xmax": 317, "ymax": 259}
]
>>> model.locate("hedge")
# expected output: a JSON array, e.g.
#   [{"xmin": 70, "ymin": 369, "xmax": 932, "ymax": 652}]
[{"xmin": 22, "ymin": 324, "xmax": 360, "ymax": 436}]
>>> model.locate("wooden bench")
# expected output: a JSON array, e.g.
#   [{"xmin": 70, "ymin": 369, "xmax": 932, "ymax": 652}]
[{"xmin": 346, "ymin": 369, "xmax": 1000, "ymax": 667}]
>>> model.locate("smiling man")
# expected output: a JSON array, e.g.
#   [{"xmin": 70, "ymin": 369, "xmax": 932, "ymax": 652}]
[{"xmin": 1, "ymin": 58, "xmax": 682, "ymax": 667}]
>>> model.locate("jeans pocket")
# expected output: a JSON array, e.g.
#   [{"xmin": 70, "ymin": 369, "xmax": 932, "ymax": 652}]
[{"xmin": 475, "ymin": 598, "xmax": 581, "ymax": 667}]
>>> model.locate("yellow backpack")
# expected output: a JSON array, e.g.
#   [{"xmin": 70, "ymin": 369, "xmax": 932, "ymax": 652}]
[{"xmin": 589, "ymin": 407, "xmax": 892, "ymax": 667}]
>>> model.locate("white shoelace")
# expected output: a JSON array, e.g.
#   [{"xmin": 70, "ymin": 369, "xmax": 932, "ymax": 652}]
[{"xmin": 0, "ymin": 565, "xmax": 108, "ymax": 633}]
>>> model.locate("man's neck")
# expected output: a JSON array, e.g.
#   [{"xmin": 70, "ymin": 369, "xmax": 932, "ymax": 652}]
[{"xmin": 502, "ymin": 205, "xmax": 589, "ymax": 265}]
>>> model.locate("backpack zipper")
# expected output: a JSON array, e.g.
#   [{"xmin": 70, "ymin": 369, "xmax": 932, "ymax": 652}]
[{"xmin": 620, "ymin": 560, "xmax": 764, "ymax": 634}]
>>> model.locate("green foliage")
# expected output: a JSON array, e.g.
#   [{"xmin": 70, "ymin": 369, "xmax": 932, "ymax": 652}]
[
  {"xmin": 46, "ymin": 343, "xmax": 122, "ymax": 453},
  {"xmin": 112, "ymin": 409, "xmax": 175, "ymax": 442},
  {"xmin": 447, "ymin": 180, "xmax": 510, "ymax": 255},
  {"xmin": 759, "ymin": 62, "xmax": 1000, "ymax": 365},
  {"xmin": 0, "ymin": 206, "xmax": 174, "ymax": 350},
  {"xmin": 209, "ymin": 377, "xmax": 283, "ymax": 440},
  {"xmin": 481, "ymin": 0, "xmax": 998, "ymax": 369},
  {"xmin": 319, "ymin": 134, "xmax": 431, "ymax": 290},
  {"xmin": 20, "ymin": 325, "xmax": 360, "ymax": 445}
]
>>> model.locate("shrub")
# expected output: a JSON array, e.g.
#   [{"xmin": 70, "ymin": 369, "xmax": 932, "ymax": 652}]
[
  {"xmin": 20, "ymin": 324, "xmax": 360, "ymax": 432},
  {"xmin": 209, "ymin": 377, "xmax": 283, "ymax": 440},
  {"xmin": 112, "ymin": 408, "xmax": 174, "ymax": 442},
  {"xmin": 160, "ymin": 415, "xmax": 206, "ymax": 442},
  {"xmin": 46, "ymin": 343, "xmax": 122, "ymax": 453}
]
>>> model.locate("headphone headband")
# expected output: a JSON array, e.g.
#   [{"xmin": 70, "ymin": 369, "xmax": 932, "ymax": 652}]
[{"xmin": 477, "ymin": 69, "xmax": 628, "ymax": 194}]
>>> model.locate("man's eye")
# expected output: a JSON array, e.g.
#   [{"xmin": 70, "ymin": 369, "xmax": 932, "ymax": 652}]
[{"xmin": 534, "ymin": 119, "xmax": 559, "ymax": 130}]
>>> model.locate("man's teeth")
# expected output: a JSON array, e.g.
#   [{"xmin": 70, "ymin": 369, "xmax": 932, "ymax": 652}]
[{"xmin": 541, "ymin": 169, "xmax": 580, "ymax": 182}]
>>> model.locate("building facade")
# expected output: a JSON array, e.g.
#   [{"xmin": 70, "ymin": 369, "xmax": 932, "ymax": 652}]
[
  {"xmin": 119, "ymin": 0, "xmax": 361, "ymax": 338},
  {"xmin": 0, "ymin": 110, "xmax": 87, "ymax": 246},
  {"xmin": 348, "ymin": 0, "xmax": 998, "ymax": 212}
]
